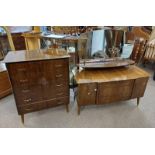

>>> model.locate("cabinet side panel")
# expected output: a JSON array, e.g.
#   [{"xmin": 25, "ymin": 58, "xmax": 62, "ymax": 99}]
[{"xmin": 131, "ymin": 77, "xmax": 149, "ymax": 99}]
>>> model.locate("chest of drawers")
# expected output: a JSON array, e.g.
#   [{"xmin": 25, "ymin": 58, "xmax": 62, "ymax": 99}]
[{"xmin": 4, "ymin": 49, "xmax": 70, "ymax": 123}]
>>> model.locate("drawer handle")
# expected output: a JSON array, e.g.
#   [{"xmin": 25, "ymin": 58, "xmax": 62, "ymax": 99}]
[
  {"xmin": 25, "ymin": 108, "xmax": 33, "ymax": 111},
  {"xmin": 20, "ymin": 79, "xmax": 28, "ymax": 83},
  {"xmin": 88, "ymin": 92, "xmax": 91, "ymax": 95},
  {"xmin": 18, "ymin": 68, "xmax": 26, "ymax": 72},
  {"xmin": 56, "ymin": 84, "xmax": 63, "ymax": 87},
  {"xmin": 55, "ymin": 64, "xmax": 62, "ymax": 68},
  {"xmin": 22, "ymin": 89, "xmax": 30, "ymax": 93},
  {"xmin": 56, "ymin": 74, "xmax": 63, "ymax": 78},
  {"xmin": 24, "ymin": 98, "xmax": 32, "ymax": 102},
  {"xmin": 94, "ymin": 89, "xmax": 97, "ymax": 92},
  {"xmin": 57, "ymin": 101, "xmax": 64, "ymax": 105}
]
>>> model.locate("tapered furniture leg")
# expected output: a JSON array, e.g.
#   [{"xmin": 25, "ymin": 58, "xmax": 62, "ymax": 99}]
[
  {"xmin": 78, "ymin": 105, "xmax": 80, "ymax": 115},
  {"xmin": 137, "ymin": 97, "xmax": 140, "ymax": 106},
  {"xmin": 66, "ymin": 104, "xmax": 69, "ymax": 112},
  {"xmin": 21, "ymin": 114, "xmax": 24, "ymax": 124}
]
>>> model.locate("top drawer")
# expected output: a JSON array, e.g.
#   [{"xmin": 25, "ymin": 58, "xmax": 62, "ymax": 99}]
[{"xmin": 7, "ymin": 61, "xmax": 41, "ymax": 85}]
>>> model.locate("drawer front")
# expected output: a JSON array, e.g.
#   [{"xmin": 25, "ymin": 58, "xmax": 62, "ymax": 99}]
[
  {"xmin": 54, "ymin": 59, "xmax": 69, "ymax": 81},
  {"xmin": 53, "ymin": 59, "xmax": 68, "ymax": 68},
  {"xmin": 14, "ymin": 85, "xmax": 42, "ymax": 105},
  {"xmin": 98, "ymin": 80, "xmax": 134, "ymax": 104},
  {"xmin": 18, "ymin": 96, "xmax": 69, "ymax": 114},
  {"xmin": 46, "ymin": 96, "xmax": 69, "ymax": 108},
  {"xmin": 17, "ymin": 101, "xmax": 47, "ymax": 114},
  {"xmin": 7, "ymin": 62, "xmax": 41, "ymax": 86},
  {"xmin": 77, "ymin": 83, "xmax": 97, "ymax": 105}
]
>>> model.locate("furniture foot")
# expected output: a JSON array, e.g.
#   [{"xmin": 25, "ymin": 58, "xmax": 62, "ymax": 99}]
[
  {"xmin": 78, "ymin": 105, "xmax": 80, "ymax": 115},
  {"xmin": 66, "ymin": 104, "xmax": 69, "ymax": 112},
  {"xmin": 137, "ymin": 97, "xmax": 140, "ymax": 106},
  {"xmin": 21, "ymin": 114, "xmax": 24, "ymax": 124}
]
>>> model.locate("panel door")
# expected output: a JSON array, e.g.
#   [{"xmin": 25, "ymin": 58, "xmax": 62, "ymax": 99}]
[
  {"xmin": 77, "ymin": 83, "xmax": 97, "ymax": 105},
  {"xmin": 98, "ymin": 80, "xmax": 134, "ymax": 104}
]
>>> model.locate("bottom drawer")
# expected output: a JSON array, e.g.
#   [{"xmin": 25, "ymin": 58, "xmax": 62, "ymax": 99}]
[
  {"xmin": 17, "ymin": 101, "xmax": 47, "ymax": 114},
  {"xmin": 46, "ymin": 96, "xmax": 69, "ymax": 108},
  {"xmin": 17, "ymin": 96, "xmax": 69, "ymax": 114}
]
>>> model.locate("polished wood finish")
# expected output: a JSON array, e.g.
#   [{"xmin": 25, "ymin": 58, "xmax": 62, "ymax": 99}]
[
  {"xmin": 78, "ymin": 59, "xmax": 135, "ymax": 69},
  {"xmin": 75, "ymin": 66, "xmax": 149, "ymax": 114},
  {"xmin": 4, "ymin": 49, "xmax": 70, "ymax": 123},
  {"xmin": 0, "ymin": 63, "xmax": 12, "ymax": 98}
]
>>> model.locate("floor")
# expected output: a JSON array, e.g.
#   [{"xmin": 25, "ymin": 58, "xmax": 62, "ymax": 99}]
[{"xmin": 0, "ymin": 65, "xmax": 155, "ymax": 128}]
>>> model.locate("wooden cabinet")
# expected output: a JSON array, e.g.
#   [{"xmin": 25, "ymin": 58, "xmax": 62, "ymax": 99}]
[
  {"xmin": 75, "ymin": 66, "xmax": 150, "ymax": 114},
  {"xmin": 4, "ymin": 49, "xmax": 70, "ymax": 123}
]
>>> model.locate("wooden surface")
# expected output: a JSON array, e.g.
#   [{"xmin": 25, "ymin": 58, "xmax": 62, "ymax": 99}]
[
  {"xmin": 75, "ymin": 65, "xmax": 150, "ymax": 84},
  {"xmin": 0, "ymin": 62, "xmax": 12, "ymax": 98},
  {"xmin": 3, "ymin": 49, "xmax": 70, "ymax": 63},
  {"xmin": 22, "ymin": 32, "xmax": 41, "ymax": 50},
  {"xmin": 75, "ymin": 66, "xmax": 150, "ymax": 114},
  {"xmin": 5, "ymin": 52, "xmax": 70, "ymax": 123},
  {"xmin": 78, "ymin": 59, "xmax": 135, "ymax": 69}
]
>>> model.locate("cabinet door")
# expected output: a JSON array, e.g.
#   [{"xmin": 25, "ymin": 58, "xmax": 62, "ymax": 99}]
[
  {"xmin": 77, "ymin": 83, "xmax": 97, "ymax": 105},
  {"xmin": 98, "ymin": 80, "xmax": 134, "ymax": 104}
]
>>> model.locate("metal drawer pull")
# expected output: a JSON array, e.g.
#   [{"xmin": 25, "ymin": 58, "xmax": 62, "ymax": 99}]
[
  {"xmin": 56, "ymin": 84, "xmax": 63, "ymax": 87},
  {"xmin": 24, "ymin": 98, "xmax": 32, "ymax": 102},
  {"xmin": 20, "ymin": 79, "xmax": 28, "ymax": 83},
  {"xmin": 57, "ymin": 101, "xmax": 64, "ymax": 104},
  {"xmin": 18, "ymin": 68, "xmax": 26, "ymax": 72},
  {"xmin": 94, "ymin": 89, "xmax": 97, "ymax": 91},
  {"xmin": 25, "ymin": 108, "xmax": 33, "ymax": 111},
  {"xmin": 56, "ymin": 74, "xmax": 63, "ymax": 78},
  {"xmin": 55, "ymin": 64, "xmax": 62, "ymax": 68},
  {"xmin": 88, "ymin": 92, "xmax": 91, "ymax": 95},
  {"xmin": 22, "ymin": 89, "xmax": 30, "ymax": 93}
]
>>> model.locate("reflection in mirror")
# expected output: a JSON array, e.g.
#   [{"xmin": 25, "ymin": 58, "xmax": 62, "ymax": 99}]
[{"xmin": 78, "ymin": 28, "xmax": 134, "ymax": 63}]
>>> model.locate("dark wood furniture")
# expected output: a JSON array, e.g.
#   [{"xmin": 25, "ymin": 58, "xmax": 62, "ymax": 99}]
[
  {"xmin": 0, "ymin": 62, "xmax": 12, "ymax": 98},
  {"xmin": 0, "ymin": 33, "xmax": 26, "ymax": 52},
  {"xmin": 4, "ymin": 49, "xmax": 70, "ymax": 123},
  {"xmin": 75, "ymin": 66, "xmax": 150, "ymax": 115}
]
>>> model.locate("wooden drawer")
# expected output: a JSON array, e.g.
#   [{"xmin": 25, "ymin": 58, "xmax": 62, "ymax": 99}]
[
  {"xmin": 17, "ymin": 101, "xmax": 47, "ymax": 114},
  {"xmin": 7, "ymin": 62, "xmax": 41, "ymax": 86},
  {"xmin": 46, "ymin": 96, "xmax": 69, "ymax": 108},
  {"xmin": 53, "ymin": 59, "xmax": 68, "ymax": 68},
  {"xmin": 98, "ymin": 80, "xmax": 134, "ymax": 104},
  {"xmin": 14, "ymin": 85, "xmax": 42, "ymax": 105}
]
